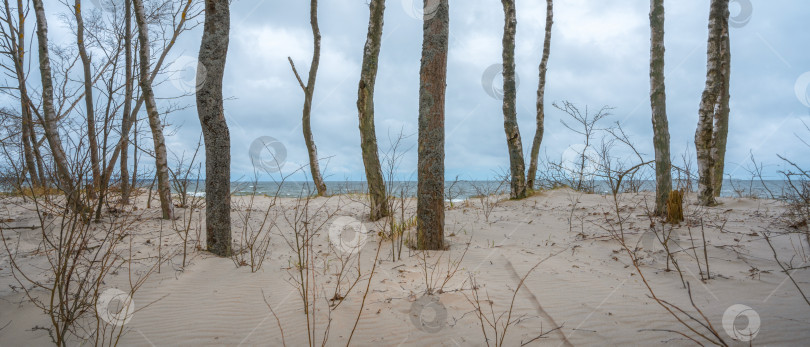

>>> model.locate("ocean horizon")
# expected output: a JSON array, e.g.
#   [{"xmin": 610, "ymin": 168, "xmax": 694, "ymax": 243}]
[{"xmin": 169, "ymin": 179, "xmax": 792, "ymax": 200}]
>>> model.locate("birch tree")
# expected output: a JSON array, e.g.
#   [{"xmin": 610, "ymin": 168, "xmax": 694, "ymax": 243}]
[
  {"xmin": 133, "ymin": 0, "xmax": 174, "ymax": 219},
  {"xmin": 72, "ymin": 0, "xmax": 101, "ymax": 194},
  {"xmin": 0, "ymin": 0, "xmax": 40, "ymax": 187},
  {"xmin": 526, "ymin": 0, "xmax": 553, "ymax": 190},
  {"xmin": 695, "ymin": 0, "xmax": 729, "ymax": 206},
  {"xmin": 120, "ymin": 0, "xmax": 133, "ymax": 203},
  {"xmin": 197, "ymin": 0, "xmax": 232, "ymax": 256},
  {"xmin": 288, "ymin": 0, "xmax": 327, "ymax": 196},
  {"xmin": 501, "ymin": 0, "xmax": 528, "ymax": 199},
  {"xmin": 357, "ymin": 0, "xmax": 388, "ymax": 220},
  {"xmin": 100, "ymin": 0, "xmax": 198, "ymax": 207},
  {"xmin": 31, "ymin": 0, "xmax": 85, "ymax": 211},
  {"xmin": 417, "ymin": 0, "xmax": 449, "ymax": 250},
  {"xmin": 650, "ymin": 0, "xmax": 672, "ymax": 215},
  {"xmin": 711, "ymin": 12, "xmax": 731, "ymax": 197}
]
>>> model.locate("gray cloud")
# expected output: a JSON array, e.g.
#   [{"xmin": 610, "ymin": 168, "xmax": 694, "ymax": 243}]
[{"xmin": 30, "ymin": 0, "xmax": 810, "ymax": 181}]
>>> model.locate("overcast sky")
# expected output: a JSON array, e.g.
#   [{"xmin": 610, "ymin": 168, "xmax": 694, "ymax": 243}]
[{"xmin": 35, "ymin": 0, "xmax": 810, "ymax": 181}]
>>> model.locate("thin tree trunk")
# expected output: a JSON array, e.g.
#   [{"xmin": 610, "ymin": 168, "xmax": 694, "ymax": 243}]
[
  {"xmin": 133, "ymin": 0, "xmax": 174, "ymax": 220},
  {"xmin": 31, "ymin": 0, "xmax": 83, "ymax": 210},
  {"xmin": 526, "ymin": 0, "xmax": 553, "ymax": 191},
  {"xmin": 197, "ymin": 0, "xmax": 232, "ymax": 257},
  {"xmin": 417, "ymin": 0, "xmax": 449, "ymax": 251},
  {"xmin": 289, "ymin": 0, "xmax": 327, "ymax": 196},
  {"xmin": 131, "ymin": 118, "xmax": 138, "ymax": 191},
  {"xmin": 32, "ymin": 134, "xmax": 47, "ymax": 186},
  {"xmin": 100, "ymin": 0, "xmax": 191, "ymax": 206},
  {"xmin": 501, "ymin": 0, "xmax": 527, "ymax": 199},
  {"xmin": 120, "ymin": 0, "xmax": 133, "ymax": 203},
  {"xmin": 711, "ymin": 17, "xmax": 731, "ymax": 197},
  {"xmin": 3, "ymin": 0, "xmax": 40, "ymax": 187},
  {"xmin": 357, "ymin": 0, "xmax": 388, "ymax": 220},
  {"xmin": 694, "ymin": 0, "xmax": 728, "ymax": 206},
  {"xmin": 73, "ymin": 0, "xmax": 100, "ymax": 194},
  {"xmin": 650, "ymin": 0, "xmax": 672, "ymax": 216}
]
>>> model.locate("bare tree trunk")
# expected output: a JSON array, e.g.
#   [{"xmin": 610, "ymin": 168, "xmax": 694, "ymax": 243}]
[
  {"xmin": 31, "ymin": 0, "xmax": 83, "ymax": 209},
  {"xmin": 20, "ymin": 101, "xmax": 38, "ymax": 187},
  {"xmin": 417, "ymin": 0, "xmax": 449, "ymax": 251},
  {"xmin": 357, "ymin": 0, "xmax": 388, "ymax": 220},
  {"xmin": 73, "ymin": 0, "xmax": 100, "ymax": 194},
  {"xmin": 288, "ymin": 0, "xmax": 327, "ymax": 196},
  {"xmin": 133, "ymin": 0, "xmax": 174, "ymax": 220},
  {"xmin": 2, "ymin": 0, "xmax": 40, "ymax": 187},
  {"xmin": 101, "ymin": 0, "xmax": 191, "ymax": 206},
  {"xmin": 500, "ymin": 0, "xmax": 527, "ymax": 199},
  {"xmin": 526, "ymin": 0, "xmax": 553, "ymax": 191},
  {"xmin": 33, "ymin": 134, "xmax": 47, "ymax": 186},
  {"xmin": 197, "ymin": 0, "xmax": 232, "ymax": 257},
  {"xmin": 120, "ymin": 0, "xmax": 133, "ymax": 203},
  {"xmin": 711, "ymin": 18, "xmax": 731, "ymax": 197},
  {"xmin": 694, "ymin": 0, "xmax": 728, "ymax": 206},
  {"xmin": 131, "ymin": 118, "xmax": 138, "ymax": 190},
  {"xmin": 650, "ymin": 0, "xmax": 672, "ymax": 216}
]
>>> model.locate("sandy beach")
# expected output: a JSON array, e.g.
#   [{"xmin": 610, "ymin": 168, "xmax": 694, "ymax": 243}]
[{"xmin": 1, "ymin": 188, "xmax": 808, "ymax": 346}]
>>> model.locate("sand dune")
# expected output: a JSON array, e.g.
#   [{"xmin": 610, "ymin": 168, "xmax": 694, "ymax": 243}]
[{"xmin": 1, "ymin": 188, "xmax": 809, "ymax": 346}]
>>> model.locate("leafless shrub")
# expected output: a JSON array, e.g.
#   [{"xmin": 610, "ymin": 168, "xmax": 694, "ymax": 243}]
[
  {"xmin": 463, "ymin": 249, "xmax": 566, "ymax": 347},
  {"xmin": 673, "ymin": 144, "xmax": 697, "ymax": 194},
  {"xmin": 542, "ymin": 101, "xmax": 613, "ymax": 193},
  {"xmin": 168, "ymin": 136, "xmax": 203, "ymax": 208},
  {"xmin": 727, "ymin": 151, "xmax": 776, "ymax": 199},
  {"xmin": 446, "ymin": 175, "xmax": 463, "ymax": 209},
  {"xmin": 230, "ymin": 170, "xmax": 292, "ymax": 272},
  {"xmin": 1, "ymin": 178, "xmax": 158, "ymax": 346},
  {"xmin": 762, "ymin": 231, "xmax": 810, "ymax": 306},
  {"xmin": 470, "ymin": 176, "xmax": 508, "ymax": 223},
  {"xmin": 641, "ymin": 200, "xmax": 687, "ymax": 286},
  {"xmin": 610, "ymin": 225, "xmax": 727, "ymax": 346},
  {"xmin": 590, "ymin": 120, "xmax": 651, "ymax": 241},
  {"xmin": 379, "ymin": 128, "xmax": 415, "ymax": 262},
  {"xmin": 266, "ymin": 184, "xmax": 380, "ymax": 347},
  {"xmin": 415, "ymin": 239, "xmax": 470, "ymax": 295},
  {"xmin": 778, "ymin": 156, "xmax": 810, "ymax": 231}
]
